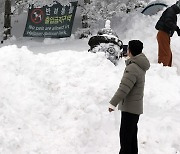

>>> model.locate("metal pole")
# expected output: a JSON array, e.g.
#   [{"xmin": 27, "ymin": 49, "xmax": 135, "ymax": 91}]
[{"xmin": 3, "ymin": 0, "xmax": 11, "ymax": 41}]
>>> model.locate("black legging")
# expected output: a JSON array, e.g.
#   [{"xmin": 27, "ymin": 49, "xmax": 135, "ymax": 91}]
[{"xmin": 119, "ymin": 112, "xmax": 140, "ymax": 154}]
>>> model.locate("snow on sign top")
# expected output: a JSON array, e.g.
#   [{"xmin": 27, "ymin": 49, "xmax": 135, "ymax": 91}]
[{"xmin": 28, "ymin": 0, "xmax": 78, "ymax": 8}]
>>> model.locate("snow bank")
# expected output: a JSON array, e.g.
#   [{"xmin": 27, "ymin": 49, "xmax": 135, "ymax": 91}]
[{"xmin": 0, "ymin": 45, "xmax": 180, "ymax": 154}]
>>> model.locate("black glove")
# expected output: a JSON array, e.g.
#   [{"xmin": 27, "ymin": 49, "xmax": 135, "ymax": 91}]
[{"xmin": 177, "ymin": 27, "xmax": 180, "ymax": 36}]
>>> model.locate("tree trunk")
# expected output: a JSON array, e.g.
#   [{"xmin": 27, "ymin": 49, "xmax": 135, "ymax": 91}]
[
  {"xmin": 82, "ymin": 0, "xmax": 90, "ymax": 29},
  {"xmin": 79, "ymin": 0, "xmax": 91, "ymax": 38},
  {"xmin": 3, "ymin": 0, "xmax": 11, "ymax": 41}
]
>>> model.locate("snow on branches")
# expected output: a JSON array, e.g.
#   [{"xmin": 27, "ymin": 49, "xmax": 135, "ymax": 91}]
[{"xmin": 27, "ymin": 0, "xmax": 78, "ymax": 7}]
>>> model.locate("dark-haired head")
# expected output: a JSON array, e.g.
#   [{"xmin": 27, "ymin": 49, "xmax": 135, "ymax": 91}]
[{"xmin": 128, "ymin": 40, "xmax": 143, "ymax": 56}]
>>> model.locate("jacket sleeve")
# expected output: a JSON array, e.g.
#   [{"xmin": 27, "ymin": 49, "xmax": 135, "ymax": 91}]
[
  {"xmin": 164, "ymin": 9, "xmax": 178, "ymax": 31},
  {"xmin": 109, "ymin": 64, "xmax": 137, "ymax": 107}
]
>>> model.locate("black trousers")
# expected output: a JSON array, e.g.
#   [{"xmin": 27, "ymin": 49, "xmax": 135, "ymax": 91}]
[{"xmin": 119, "ymin": 111, "xmax": 140, "ymax": 154}]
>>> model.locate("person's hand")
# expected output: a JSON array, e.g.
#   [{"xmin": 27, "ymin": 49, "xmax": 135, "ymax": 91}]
[
  {"xmin": 108, "ymin": 108, "xmax": 114, "ymax": 112},
  {"xmin": 177, "ymin": 27, "xmax": 180, "ymax": 36}
]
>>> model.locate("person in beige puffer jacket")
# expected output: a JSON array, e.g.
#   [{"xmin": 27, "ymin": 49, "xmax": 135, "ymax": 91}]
[{"xmin": 109, "ymin": 40, "xmax": 150, "ymax": 154}]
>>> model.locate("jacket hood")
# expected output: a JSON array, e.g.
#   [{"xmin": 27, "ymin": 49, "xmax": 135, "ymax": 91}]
[
  {"xmin": 126, "ymin": 53, "xmax": 150, "ymax": 71},
  {"xmin": 172, "ymin": 4, "xmax": 180, "ymax": 14}
]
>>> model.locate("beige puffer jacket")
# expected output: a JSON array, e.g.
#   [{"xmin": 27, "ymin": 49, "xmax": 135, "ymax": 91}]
[{"xmin": 109, "ymin": 53, "xmax": 150, "ymax": 114}]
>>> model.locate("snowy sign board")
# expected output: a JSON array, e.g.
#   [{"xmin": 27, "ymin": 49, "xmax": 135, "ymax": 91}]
[{"xmin": 23, "ymin": 1, "xmax": 78, "ymax": 38}]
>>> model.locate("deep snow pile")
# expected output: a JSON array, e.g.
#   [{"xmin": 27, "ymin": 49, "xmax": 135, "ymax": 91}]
[{"xmin": 0, "ymin": 44, "xmax": 180, "ymax": 154}]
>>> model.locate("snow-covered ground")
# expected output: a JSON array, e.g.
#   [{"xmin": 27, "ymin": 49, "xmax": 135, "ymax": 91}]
[{"xmin": 0, "ymin": 1, "xmax": 180, "ymax": 154}]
